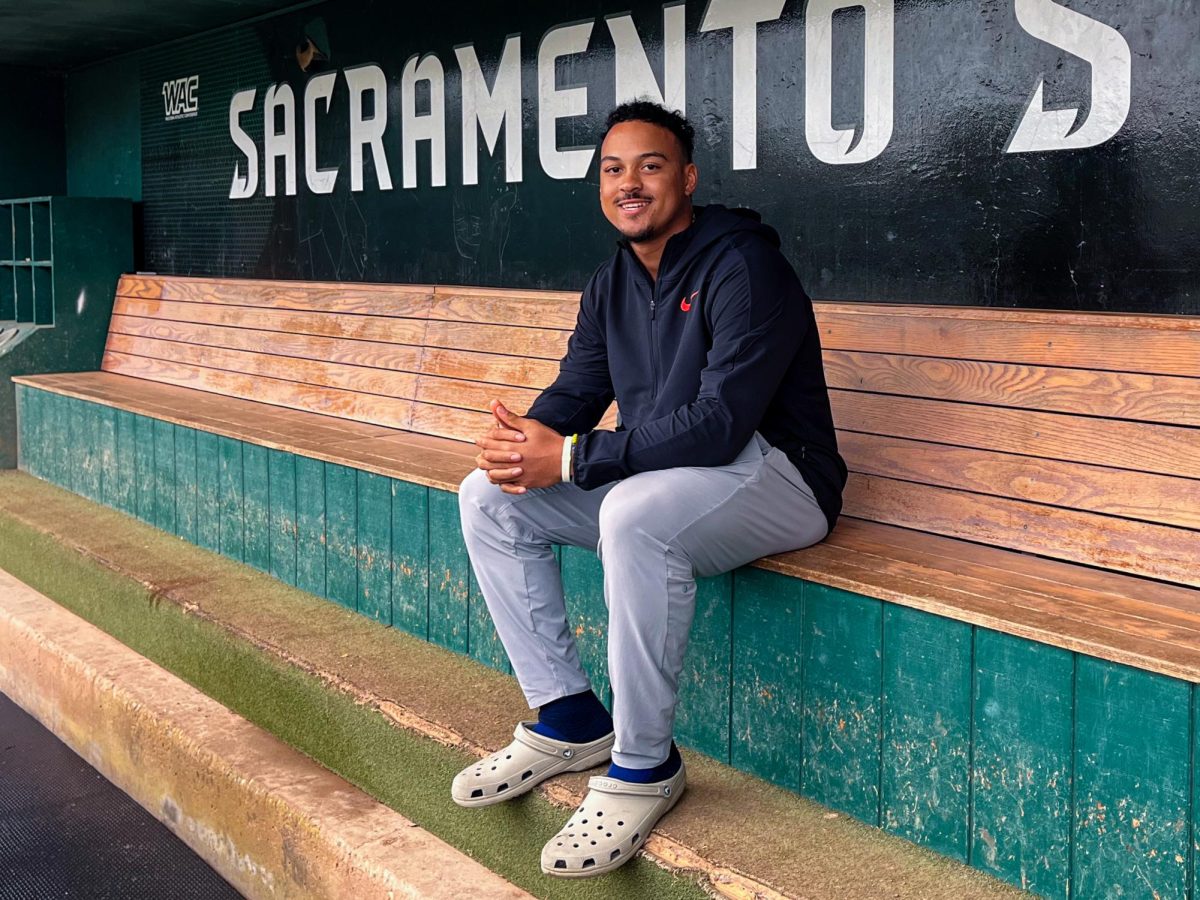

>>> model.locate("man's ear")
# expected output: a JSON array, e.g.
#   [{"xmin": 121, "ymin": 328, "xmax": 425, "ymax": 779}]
[{"xmin": 684, "ymin": 162, "xmax": 699, "ymax": 197}]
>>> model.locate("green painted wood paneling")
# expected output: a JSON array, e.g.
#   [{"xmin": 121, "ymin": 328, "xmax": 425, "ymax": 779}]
[
  {"xmin": 427, "ymin": 489, "xmax": 468, "ymax": 654},
  {"xmin": 241, "ymin": 443, "xmax": 270, "ymax": 572},
  {"xmin": 174, "ymin": 425, "xmax": 198, "ymax": 542},
  {"xmin": 15, "ymin": 386, "xmax": 38, "ymax": 478},
  {"xmin": 730, "ymin": 567, "xmax": 803, "ymax": 791},
  {"xmin": 113, "ymin": 409, "xmax": 136, "ymax": 516},
  {"xmin": 217, "ymin": 436, "xmax": 244, "ymax": 562},
  {"xmin": 559, "ymin": 544, "xmax": 610, "ymax": 708},
  {"xmin": 195, "ymin": 430, "xmax": 220, "ymax": 552},
  {"xmin": 390, "ymin": 480, "xmax": 428, "ymax": 639},
  {"xmin": 324, "ymin": 463, "xmax": 358, "ymax": 611},
  {"xmin": 971, "ymin": 631, "xmax": 1072, "ymax": 899},
  {"xmin": 97, "ymin": 404, "xmax": 117, "ymax": 508},
  {"xmin": 801, "ymin": 583, "xmax": 883, "ymax": 824},
  {"xmin": 881, "ymin": 605, "xmax": 972, "ymax": 861},
  {"xmin": 468, "ymin": 566, "xmax": 510, "ymax": 674},
  {"xmin": 76, "ymin": 397, "xmax": 100, "ymax": 501},
  {"xmin": 356, "ymin": 470, "xmax": 392, "ymax": 625},
  {"xmin": 676, "ymin": 572, "xmax": 733, "ymax": 763},
  {"xmin": 267, "ymin": 449, "xmax": 297, "ymax": 586},
  {"xmin": 1073, "ymin": 658, "xmax": 1191, "ymax": 900},
  {"xmin": 151, "ymin": 419, "xmax": 175, "ymax": 533},
  {"xmin": 1193, "ymin": 684, "xmax": 1199, "ymax": 900},
  {"xmin": 295, "ymin": 455, "xmax": 326, "ymax": 598}
]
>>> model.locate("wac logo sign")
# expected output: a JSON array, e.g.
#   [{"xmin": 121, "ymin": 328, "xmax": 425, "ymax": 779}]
[{"xmin": 162, "ymin": 75, "xmax": 199, "ymax": 121}]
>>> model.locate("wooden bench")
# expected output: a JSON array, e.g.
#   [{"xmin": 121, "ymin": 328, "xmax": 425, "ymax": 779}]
[{"xmin": 12, "ymin": 273, "xmax": 1200, "ymax": 895}]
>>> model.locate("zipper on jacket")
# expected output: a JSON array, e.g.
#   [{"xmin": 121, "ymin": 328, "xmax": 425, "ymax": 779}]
[{"xmin": 650, "ymin": 283, "xmax": 660, "ymax": 402}]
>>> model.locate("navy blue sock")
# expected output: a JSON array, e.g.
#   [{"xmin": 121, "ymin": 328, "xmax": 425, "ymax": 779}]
[
  {"xmin": 530, "ymin": 689, "xmax": 613, "ymax": 743},
  {"xmin": 606, "ymin": 741, "xmax": 682, "ymax": 783}
]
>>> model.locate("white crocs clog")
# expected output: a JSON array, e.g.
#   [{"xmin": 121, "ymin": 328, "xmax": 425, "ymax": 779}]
[
  {"xmin": 540, "ymin": 761, "xmax": 686, "ymax": 877},
  {"xmin": 451, "ymin": 721, "xmax": 615, "ymax": 808}
]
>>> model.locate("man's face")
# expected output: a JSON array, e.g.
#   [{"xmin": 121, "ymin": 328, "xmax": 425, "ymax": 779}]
[{"xmin": 599, "ymin": 120, "xmax": 698, "ymax": 244}]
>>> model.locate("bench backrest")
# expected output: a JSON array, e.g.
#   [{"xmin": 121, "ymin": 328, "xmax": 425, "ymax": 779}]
[
  {"xmin": 104, "ymin": 275, "xmax": 614, "ymax": 442},
  {"xmin": 103, "ymin": 275, "xmax": 1199, "ymax": 588}
]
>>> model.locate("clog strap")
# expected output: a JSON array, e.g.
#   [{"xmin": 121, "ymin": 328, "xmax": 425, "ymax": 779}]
[
  {"xmin": 511, "ymin": 720, "xmax": 589, "ymax": 759},
  {"xmin": 586, "ymin": 775, "xmax": 678, "ymax": 798}
]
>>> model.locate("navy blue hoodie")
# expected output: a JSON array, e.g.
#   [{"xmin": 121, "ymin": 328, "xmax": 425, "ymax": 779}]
[{"xmin": 527, "ymin": 204, "xmax": 847, "ymax": 533}]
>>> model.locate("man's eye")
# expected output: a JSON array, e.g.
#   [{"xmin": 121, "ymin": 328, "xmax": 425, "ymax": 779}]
[
  {"xmin": 605, "ymin": 167, "xmax": 621, "ymax": 175},
  {"xmin": 643, "ymin": 164, "xmax": 659, "ymax": 171}
]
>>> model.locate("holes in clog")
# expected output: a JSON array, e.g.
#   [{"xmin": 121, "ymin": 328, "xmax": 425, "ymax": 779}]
[
  {"xmin": 554, "ymin": 860, "xmax": 566, "ymax": 869},
  {"xmin": 632, "ymin": 833, "xmax": 640, "ymax": 844},
  {"xmin": 583, "ymin": 859, "xmax": 595, "ymax": 868},
  {"xmin": 491, "ymin": 766, "xmax": 497, "ymax": 771},
  {"xmin": 609, "ymin": 849, "xmax": 621, "ymax": 861},
  {"xmin": 590, "ymin": 840, "xmax": 597, "ymax": 845},
  {"xmin": 582, "ymin": 819, "xmax": 588, "ymax": 824},
  {"xmin": 617, "ymin": 820, "xmax": 624, "ymax": 826},
  {"xmin": 506, "ymin": 754, "xmax": 512, "ymax": 759},
  {"xmin": 606, "ymin": 832, "xmax": 612, "ymax": 838},
  {"xmin": 595, "ymin": 811, "xmax": 603, "ymax": 817},
  {"xmin": 470, "ymin": 789, "xmax": 483, "ymax": 798},
  {"xmin": 497, "ymin": 782, "xmax": 508, "ymax": 791},
  {"xmin": 521, "ymin": 770, "xmax": 533, "ymax": 780},
  {"xmin": 573, "ymin": 843, "xmax": 579, "ymax": 848}
]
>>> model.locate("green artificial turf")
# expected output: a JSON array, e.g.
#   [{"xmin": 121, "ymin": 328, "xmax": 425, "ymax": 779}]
[{"xmin": 0, "ymin": 513, "xmax": 707, "ymax": 900}]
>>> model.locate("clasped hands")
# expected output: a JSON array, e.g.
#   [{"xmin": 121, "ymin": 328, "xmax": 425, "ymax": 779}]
[{"xmin": 474, "ymin": 400, "xmax": 566, "ymax": 495}]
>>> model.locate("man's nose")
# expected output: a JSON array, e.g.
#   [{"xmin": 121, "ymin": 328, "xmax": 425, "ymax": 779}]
[{"xmin": 619, "ymin": 170, "xmax": 642, "ymax": 194}]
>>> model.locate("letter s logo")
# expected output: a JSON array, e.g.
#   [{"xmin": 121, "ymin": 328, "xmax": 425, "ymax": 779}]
[{"xmin": 1006, "ymin": 0, "xmax": 1131, "ymax": 153}]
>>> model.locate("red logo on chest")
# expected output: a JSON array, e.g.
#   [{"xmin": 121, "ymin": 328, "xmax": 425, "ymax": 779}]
[{"xmin": 680, "ymin": 290, "xmax": 698, "ymax": 312}]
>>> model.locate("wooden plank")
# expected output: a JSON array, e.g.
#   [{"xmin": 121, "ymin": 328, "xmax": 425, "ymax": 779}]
[
  {"xmin": 413, "ymin": 375, "xmax": 541, "ymax": 416},
  {"xmin": 14, "ymin": 386, "xmax": 38, "ymax": 479},
  {"xmin": 831, "ymin": 391, "xmax": 1200, "ymax": 479},
  {"xmin": 174, "ymin": 426, "xmax": 198, "ymax": 543},
  {"xmin": 268, "ymin": 449, "xmax": 297, "ymax": 586},
  {"xmin": 77, "ymin": 398, "xmax": 99, "ymax": 501},
  {"xmin": 407, "ymin": 402, "xmax": 493, "ymax": 444},
  {"xmin": 468, "ymin": 568, "xmax": 511, "ymax": 674},
  {"xmin": 120, "ymin": 275, "xmax": 435, "ymax": 317},
  {"xmin": 195, "ymin": 430, "xmax": 220, "ymax": 552},
  {"xmin": 151, "ymin": 419, "xmax": 176, "ymax": 533},
  {"xmin": 970, "ymin": 630, "xmax": 1072, "ymax": 899},
  {"xmin": 217, "ymin": 436, "xmax": 244, "ymax": 562},
  {"xmin": 430, "ymin": 286, "xmax": 579, "ymax": 329},
  {"xmin": 424, "ymin": 320, "xmax": 569, "ymax": 361},
  {"xmin": 427, "ymin": 489, "xmax": 469, "ymax": 654},
  {"xmin": 419, "ymin": 346, "xmax": 559, "ymax": 389},
  {"xmin": 390, "ymin": 480, "xmax": 429, "ymax": 639},
  {"xmin": 844, "ymin": 474, "xmax": 1199, "ymax": 587},
  {"xmin": 675, "ymin": 573, "xmax": 733, "ymax": 764},
  {"xmin": 111, "ymin": 296, "xmax": 430, "ymax": 346},
  {"xmin": 102, "ymin": 352, "xmax": 415, "ymax": 431},
  {"xmin": 97, "ymin": 404, "xmax": 117, "ymax": 508},
  {"xmin": 837, "ymin": 431, "xmax": 1200, "ymax": 530},
  {"xmin": 295, "ymin": 455, "xmax": 327, "ymax": 598},
  {"xmin": 1072, "ymin": 658, "xmax": 1191, "ymax": 900},
  {"xmin": 823, "ymin": 349, "xmax": 1200, "ymax": 426},
  {"xmin": 814, "ymin": 304, "xmax": 1200, "ymax": 377},
  {"xmin": 107, "ymin": 334, "xmax": 422, "ymax": 400},
  {"xmin": 356, "ymin": 470, "xmax": 393, "ymax": 625},
  {"xmin": 800, "ymin": 583, "xmax": 883, "ymax": 824},
  {"xmin": 730, "ymin": 567, "xmax": 803, "ymax": 792},
  {"xmin": 560, "ymin": 545, "xmax": 611, "ymax": 709},
  {"xmin": 110, "ymin": 315, "xmax": 428, "ymax": 376},
  {"xmin": 242, "ymin": 443, "xmax": 270, "ymax": 573},
  {"xmin": 324, "ymin": 463, "xmax": 358, "ymax": 611},
  {"xmin": 880, "ymin": 605, "xmax": 971, "ymax": 861},
  {"xmin": 113, "ymin": 409, "xmax": 137, "ymax": 516}
]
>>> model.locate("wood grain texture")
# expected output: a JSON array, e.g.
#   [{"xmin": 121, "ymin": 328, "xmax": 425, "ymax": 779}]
[
  {"xmin": 824, "ymin": 349, "xmax": 1200, "ymax": 426},
  {"xmin": 837, "ymin": 431, "xmax": 1200, "ymax": 530},
  {"xmin": 815, "ymin": 303, "xmax": 1200, "ymax": 376}
]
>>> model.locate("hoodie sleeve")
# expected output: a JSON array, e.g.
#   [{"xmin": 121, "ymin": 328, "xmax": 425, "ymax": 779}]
[
  {"xmin": 571, "ymin": 247, "xmax": 805, "ymax": 488},
  {"xmin": 524, "ymin": 273, "xmax": 615, "ymax": 436}
]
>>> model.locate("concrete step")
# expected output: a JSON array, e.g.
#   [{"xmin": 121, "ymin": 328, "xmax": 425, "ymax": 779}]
[{"xmin": 0, "ymin": 470, "xmax": 1027, "ymax": 899}]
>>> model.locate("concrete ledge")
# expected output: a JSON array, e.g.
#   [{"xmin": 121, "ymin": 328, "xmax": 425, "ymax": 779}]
[{"xmin": 0, "ymin": 566, "xmax": 531, "ymax": 900}]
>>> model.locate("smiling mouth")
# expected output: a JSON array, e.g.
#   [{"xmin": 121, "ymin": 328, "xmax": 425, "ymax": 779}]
[{"xmin": 617, "ymin": 197, "xmax": 652, "ymax": 215}]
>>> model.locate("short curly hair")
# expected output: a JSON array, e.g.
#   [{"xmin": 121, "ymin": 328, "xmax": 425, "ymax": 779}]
[{"xmin": 602, "ymin": 100, "xmax": 695, "ymax": 163}]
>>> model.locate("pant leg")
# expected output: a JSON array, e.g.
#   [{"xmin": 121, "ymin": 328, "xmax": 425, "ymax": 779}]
[
  {"xmin": 458, "ymin": 467, "xmax": 616, "ymax": 708},
  {"xmin": 597, "ymin": 433, "xmax": 828, "ymax": 768}
]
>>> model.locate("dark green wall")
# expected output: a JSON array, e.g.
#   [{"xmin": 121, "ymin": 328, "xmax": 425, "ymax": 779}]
[
  {"xmin": 0, "ymin": 66, "xmax": 66, "ymax": 199},
  {"xmin": 67, "ymin": 55, "xmax": 142, "ymax": 200}
]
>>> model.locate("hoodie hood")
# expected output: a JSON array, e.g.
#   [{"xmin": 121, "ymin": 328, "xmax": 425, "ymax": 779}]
[{"xmin": 619, "ymin": 204, "xmax": 782, "ymax": 281}]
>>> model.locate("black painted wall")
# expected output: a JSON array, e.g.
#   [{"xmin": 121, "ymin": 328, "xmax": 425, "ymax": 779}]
[
  {"xmin": 0, "ymin": 66, "xmax": 66, "ymax": 200},
  {"xmin": 137, "ymin": 0, "xmax": 1198, "ymax": 314}
]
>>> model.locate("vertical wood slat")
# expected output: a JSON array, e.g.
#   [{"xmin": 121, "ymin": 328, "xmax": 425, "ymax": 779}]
[
  {"xmin": 242, "ymin": 443, "xmax": 270, "ymax": 573},
  {"xmin": 730, "ymin": 568, "xmax": 803, "ymax": 792},
  {"xmin": 801, "ymin": 583, "xmax": 883, "ymax": 824},
  {"xmin": 427, "ymin": 489, "xmax": 469, "ymax": 654},
  {"xmin": 175, "ymin": 426, "xmax": 198, "ymax": 543},
  {"xmin": 295, "ymin": 456, "xmax": 327, "ymax": 599},
  {"xmin": 217, "ymin": 435, "xmax": 244, "ymax": 562},
  {"xmin": 97, "ymin": 404, "xmax": 117, "ymax": 509},
  {"xmin": 325, "ymin": 463, "xmax": 358, "ymax": 611},
  {"xmin": 391, "ymin": 479, "xmax": 429, "ymax": 639},
  {"xmin": 151, "ymin": 419, "xmax": 175, "ymax": 533},
  {"xmin": 559, "ymin": 545, "xmax": 611, "ymax": 709},
  {"xmin": 676, "ymin": 573, "xmax": 733, "ymax": 765},
  {"xmin": 1072, "ymin": 659, "xmax": 1191, "ymax": 900},
  {"xmin": 357, "ymin": 470, "xmax": 393, "ymax": 625},
  {"xmin": 268, "ymin": 449, "xmax": 297, "ymax": 587},
  {"xmin": 195, "ymin": 430, "xmax": 220, "ymax": 552},
  {"xmin": 114, "ymin": 409, "xmax": 137, "ymax": 517},
  {"xmin": 970, "ymin": 631, "xmax": 1073, "ymax": 900},
  {"xmin": 880, "ymin": 605, "xmax": 972, "ymax": 861}
]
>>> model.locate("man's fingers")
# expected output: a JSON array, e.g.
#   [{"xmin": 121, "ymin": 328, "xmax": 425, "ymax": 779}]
[
  {"xmin": 491, "ymin": 424, "xmax": 526, "ymax": 442},
  {"xmin": 485, "ymin": 467, "xmax": 523, "ymax": 484},
  {"xmin": 476, "ymin": 437, "xmax": 526, "ymax": 454},
  {"xmin": 481, "ymin": 449, "xmax": 523, "ymax": 464},
  {"xmin": 499, "ymin": 483, "xmax": 528, "ymax": 495}
]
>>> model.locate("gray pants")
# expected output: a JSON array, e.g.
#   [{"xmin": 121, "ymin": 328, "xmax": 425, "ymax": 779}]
[{"xmin": 458, "ymin": 432, "xmax": 828, "ymax": 769}]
